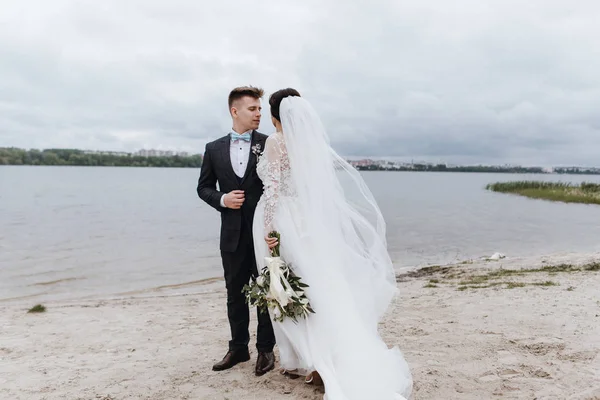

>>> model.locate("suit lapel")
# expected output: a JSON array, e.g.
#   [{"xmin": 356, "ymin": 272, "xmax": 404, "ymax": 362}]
[
  {"xmin": 219, "ymin": 136, "xmax": 238, "ymax": 185},
  {"xmin": 240, "ymin": 131, "xmax": 262, "ymax": 185}
]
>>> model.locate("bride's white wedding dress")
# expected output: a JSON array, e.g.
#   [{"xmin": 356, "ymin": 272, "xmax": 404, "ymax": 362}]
[{"xmin": 252, "ymin": 97, "xmax": 412, "ymax": 400}]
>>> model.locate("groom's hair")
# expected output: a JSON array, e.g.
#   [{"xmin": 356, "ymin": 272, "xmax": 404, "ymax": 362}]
[
  {"xmin": 228, "ymin": 86, "xmax": 264, "ymax": 110},
  {"xmin": 269, "ymin": 88, "xmax": 301, "ymax": 121}
]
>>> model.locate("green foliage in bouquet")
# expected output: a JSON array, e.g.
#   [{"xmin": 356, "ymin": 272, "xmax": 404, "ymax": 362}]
[{"xmin": 243, "ymin": 231, "xmax": 315, "ymax": 323}]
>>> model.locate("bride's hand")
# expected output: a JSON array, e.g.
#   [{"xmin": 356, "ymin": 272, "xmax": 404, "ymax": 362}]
[{"xmin": 264, "ymin": 235, "xmax": 278, "ymax": 249}]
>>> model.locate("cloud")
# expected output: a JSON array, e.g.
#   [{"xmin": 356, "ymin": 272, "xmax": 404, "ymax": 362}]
[{"xmin": 1, "ymin": 0, "xmax": 599, "ymax": 165}]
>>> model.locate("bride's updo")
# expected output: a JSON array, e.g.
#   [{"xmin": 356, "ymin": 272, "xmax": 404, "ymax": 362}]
[{"xmin": 269, "ymin": 88, "xmax": 301, "ymax": 122}]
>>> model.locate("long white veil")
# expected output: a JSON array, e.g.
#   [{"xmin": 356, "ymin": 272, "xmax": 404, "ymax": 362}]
[{"xmin": 279, "ymin": 96, "xmax": 398, "ymax": 326}]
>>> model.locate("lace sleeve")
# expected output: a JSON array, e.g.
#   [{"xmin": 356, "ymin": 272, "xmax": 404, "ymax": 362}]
[{"xmin": 263, "ymin": 135, "xmax": 283, "ymax": 233}]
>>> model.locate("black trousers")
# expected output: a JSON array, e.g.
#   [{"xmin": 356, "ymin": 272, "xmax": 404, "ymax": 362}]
[{"xmin": 220, "ymin": 217, "xmax": 275, "ymax": 353}]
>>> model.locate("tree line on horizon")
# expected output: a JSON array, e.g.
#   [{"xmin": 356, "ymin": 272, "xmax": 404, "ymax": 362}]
[
  {"xmin": 1, "ymin": 147, "xmax": 599, "ymax": 174},
  {"xmin": 0, "ymin": 147, "xmax": 203, "ymax": 168}
]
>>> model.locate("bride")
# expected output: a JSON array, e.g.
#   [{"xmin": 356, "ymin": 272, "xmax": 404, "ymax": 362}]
[{"xmin": 252, "ymin": 88, "xmax": 413, "ymax": 400}]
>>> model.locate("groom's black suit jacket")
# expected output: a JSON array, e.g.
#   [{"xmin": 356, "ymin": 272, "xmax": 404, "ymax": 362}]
[{"xmin": 197, "ymin": 131, "xmax": 268, "ymax": 253}]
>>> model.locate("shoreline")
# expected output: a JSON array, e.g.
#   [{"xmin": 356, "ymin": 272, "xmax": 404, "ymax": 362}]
[
  {"xmin": 4, "ymin": 164, "xmax": 600, "ymax": 176},
  {"xmin": 2, "ymin": 250, "xmax": 597, "ymax": 306},
  {"xmin": 2, "ymin": 252, "xmax": 600, "ymax": 399}
]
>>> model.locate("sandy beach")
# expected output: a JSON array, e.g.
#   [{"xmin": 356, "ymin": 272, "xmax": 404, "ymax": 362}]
[{"xmin": 2, "ymin": 252, "xmax": 600, "ymax": 400}]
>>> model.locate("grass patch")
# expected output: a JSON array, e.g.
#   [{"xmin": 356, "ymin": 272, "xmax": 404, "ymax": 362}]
[
  {"xmin": 585, "ymin": 262, "xmax": 600, "ymax": 271},
  {"xmin": 486, "ymin": 263, "xmax": 580, "ymax": 278},
  {"xmin": 458, "ymin": 281, "xmax": 556, "ymax": 290},
  {"xmin": 27, "ymin": 304, "xmax": 46, "ymax": 313},
  {"xmin": 400, "ymin": 260, "xmax": 599, "ymax": 291},
  {"xmin": 486, "ymin": 181, "xmax": 600, "ymax": 205},
  {"xmin": 459, "ymin": 282, "xmax": 505, "ymax": 290},
  {"xmin": 459, "ymin": 275, "xmax": 491, "ymax": 285},
  {"xmin": 396, "ymin": 265, "xmax": 455, "ymax": 281},
  {"xmin": 456, "ymin": 282, "xmax": 516, "ymax": 290},
  {"xmin": 451, "ymin": 261, "xmax": 598, "ymax": 291},
  {"xmin": 532, "ymin": 281, "xmax": 559, "ymax": 287}
]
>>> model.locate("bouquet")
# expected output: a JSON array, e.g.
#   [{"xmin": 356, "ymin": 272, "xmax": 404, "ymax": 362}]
[{"xmin": 243, "ymin": 231, "xmax": 315, "ymax": 323}]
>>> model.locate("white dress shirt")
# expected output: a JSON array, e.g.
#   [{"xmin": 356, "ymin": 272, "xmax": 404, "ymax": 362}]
[{"xmin": 220, "ymin": 129, "xmax": 252, "ymax": 208}]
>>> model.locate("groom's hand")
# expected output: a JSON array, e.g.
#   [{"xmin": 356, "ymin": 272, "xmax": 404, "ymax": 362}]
[{"xmin": 223, "ymin": 190, "xmax": 245, "ymax": 209}]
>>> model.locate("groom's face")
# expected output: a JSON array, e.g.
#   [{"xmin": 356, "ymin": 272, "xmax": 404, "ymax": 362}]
[{"xmin": 232, "ymin": 96, "xmax": 262, "ymax": 131}]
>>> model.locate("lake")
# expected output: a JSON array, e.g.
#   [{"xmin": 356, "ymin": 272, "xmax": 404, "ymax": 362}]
[{"xmin": 2, "ymin": 166, "xmax": 600, "ymax": 303}]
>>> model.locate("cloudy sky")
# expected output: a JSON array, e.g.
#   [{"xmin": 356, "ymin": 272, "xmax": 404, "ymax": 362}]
[{"xmin": 1, "ymin": 0, "xmax": 599, "ymax": 166}]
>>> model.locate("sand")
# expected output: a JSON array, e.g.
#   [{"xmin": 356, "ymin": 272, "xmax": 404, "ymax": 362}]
[{"xmin": 2, "ymin": 252, "xmax": 600, "ymax": 400}]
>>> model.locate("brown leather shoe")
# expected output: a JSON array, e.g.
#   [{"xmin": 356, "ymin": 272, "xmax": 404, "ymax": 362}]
[
  {"xmin": 255, "ymin": 351, "xmax": 275, "ymax": 376},
  {"xmin": 212, "ymin": 349, "xmax": 250, "ymax": 371}
]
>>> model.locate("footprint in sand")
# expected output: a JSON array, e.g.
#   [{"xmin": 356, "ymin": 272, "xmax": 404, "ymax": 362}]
[
  {"xmin": 404, "ymin": 327, "xmax": 428, "ymax": 336},
  {"xmin": 478, "ymin": 371, "xmax": 500, "ymax": 383},
  {"xmin": 520, "ymin": 364, "xmax": 552, "ymax": 379},
  {"xmin": 498, "ymin": 368, "xmax": 524, "ymax": 379},
  {"xmin": 516, "ymin": 338, "xmax": 566, "ymax": 356},
  {"xmin": 496, "ymin": 350, "xmax": 520, "ymax": 365},
  {"xmin": 479, "ymin": 366, "xmax": 527, "ymax": 382}
]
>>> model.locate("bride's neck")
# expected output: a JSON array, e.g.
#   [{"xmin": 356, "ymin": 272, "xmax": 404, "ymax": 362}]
[{"xmin": 274, "ymin": 119, "xmax": 283, "ymax": 133}]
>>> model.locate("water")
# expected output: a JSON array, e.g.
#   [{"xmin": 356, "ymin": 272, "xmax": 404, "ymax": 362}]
[{"xmin": 2, "ymin": 166, "xmax": 600, "ymax": 303}]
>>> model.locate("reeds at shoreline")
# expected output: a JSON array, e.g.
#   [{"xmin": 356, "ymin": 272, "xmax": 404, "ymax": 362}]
[{"xmin": 486, "ymin": 181, "xmax": 600, "ymax": 205}]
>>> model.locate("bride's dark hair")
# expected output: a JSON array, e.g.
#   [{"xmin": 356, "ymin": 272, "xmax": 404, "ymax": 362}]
[{"xmin": 269, "ymin": 88, "xmax": 301, "ymax": 122}]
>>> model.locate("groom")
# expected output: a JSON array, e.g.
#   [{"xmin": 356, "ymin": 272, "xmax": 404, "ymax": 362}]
[{"xmin": 196, "ymin": 86, "xmax": 276, "ymax": 376}]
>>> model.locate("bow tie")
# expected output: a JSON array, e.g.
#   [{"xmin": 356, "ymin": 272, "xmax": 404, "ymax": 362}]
[{"xmin": 230, "ymin": 132, "xmax": 251, "ymax": 142}]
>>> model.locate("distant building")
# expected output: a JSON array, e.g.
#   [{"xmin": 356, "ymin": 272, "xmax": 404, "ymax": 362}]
[
  {"xmin": 348, "ymin": 159, "xmax": 375, "ymax": 167},
  {"xmin": 135, "ymin": 149, "xmax": 191, "ymax": 157},
  {"xmin": 83, "ymin": 150, "xmax": 129, "ymax": 156}
]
